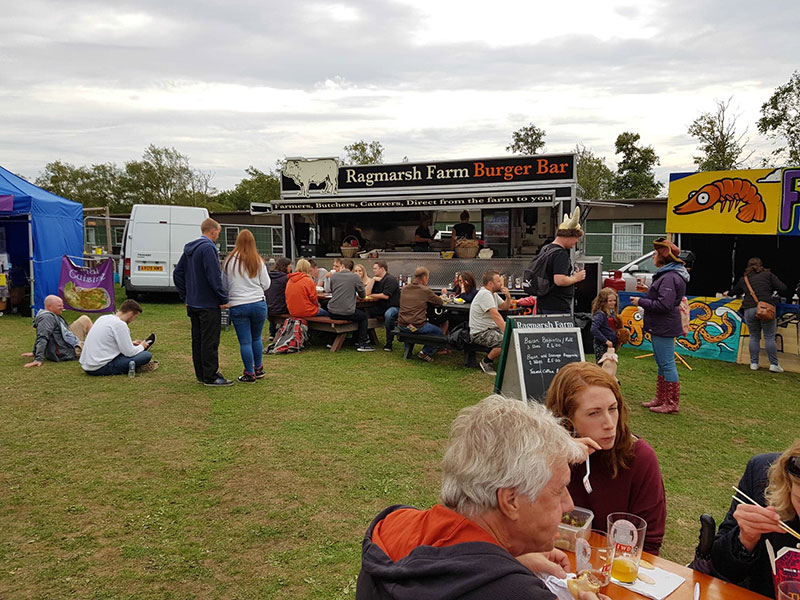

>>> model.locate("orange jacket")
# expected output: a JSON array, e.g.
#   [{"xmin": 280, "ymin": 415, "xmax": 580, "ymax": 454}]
[{"xmin": 285, "ymin": 272, "xmax": 319, "ymax": 318}]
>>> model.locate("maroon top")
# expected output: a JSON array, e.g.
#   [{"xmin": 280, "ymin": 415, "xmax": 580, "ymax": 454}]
[{"xmin": 567, "ymin": 437, "xmax": 666, "ymax": 555}]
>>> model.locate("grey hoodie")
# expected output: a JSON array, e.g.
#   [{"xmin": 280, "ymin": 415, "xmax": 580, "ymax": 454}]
[{"xmin": 32, "ymin": 310, "xmax": 80, "ymax": 362}]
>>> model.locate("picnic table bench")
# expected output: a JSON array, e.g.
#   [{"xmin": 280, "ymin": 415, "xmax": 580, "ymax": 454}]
[
  {"xmin": 393, "ymin": 329, "xmax": 492, "ymax": 368},
  {"xmin": 268, "ymin": 313, "xmax": 381, "ymax": 352}
]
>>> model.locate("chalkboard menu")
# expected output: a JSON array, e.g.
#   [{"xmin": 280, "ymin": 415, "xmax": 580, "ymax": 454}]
[{"xmin": 498, "ymin": 327, "xmax": 584, "ymax": 402}]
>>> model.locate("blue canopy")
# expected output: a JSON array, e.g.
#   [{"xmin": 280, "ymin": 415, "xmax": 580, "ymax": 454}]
[{"xmin": 0, "ymin": 165, "xmax": 83, "ymax": 313}]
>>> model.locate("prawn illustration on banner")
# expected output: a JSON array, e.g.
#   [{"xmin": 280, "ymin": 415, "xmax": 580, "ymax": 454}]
[{"xmin": 667, "ymin": 168, "xmax": 783, "ymax": 235}]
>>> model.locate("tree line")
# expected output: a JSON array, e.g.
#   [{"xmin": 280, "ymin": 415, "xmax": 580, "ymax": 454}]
[{"xmin": 33, "ymin": 71, "xmax": 800, "ymax": 207}]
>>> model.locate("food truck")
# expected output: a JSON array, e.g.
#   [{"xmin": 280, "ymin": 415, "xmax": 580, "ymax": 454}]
[{"xmin": 273, "ymin": 153, "xmax": 603, "ymax": 311}]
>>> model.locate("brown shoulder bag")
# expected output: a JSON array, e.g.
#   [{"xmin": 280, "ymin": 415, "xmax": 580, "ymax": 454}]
[{"xmin": 744, "ymin": 275, "xmax": 776, "ymax": 321}]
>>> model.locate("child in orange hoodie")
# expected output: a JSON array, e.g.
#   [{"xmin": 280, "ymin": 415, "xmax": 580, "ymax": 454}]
[{"xmin": 286, "ymin": 259, "xmax": 329, "ymax": 318}]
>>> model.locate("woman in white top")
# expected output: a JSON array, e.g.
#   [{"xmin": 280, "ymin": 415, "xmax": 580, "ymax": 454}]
[
  {"xmin": 353, "ymin": 263, "xmax": 374, "ymax": 295},
  {"xmin": 222, "ymin": 230, "xmax": 271, "ymax": 383}
]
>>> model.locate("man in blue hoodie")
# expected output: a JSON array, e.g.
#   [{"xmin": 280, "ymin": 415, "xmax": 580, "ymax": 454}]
[{"xmin": 173, "ymin": 218, "xmax": 232, "ymax": 387}]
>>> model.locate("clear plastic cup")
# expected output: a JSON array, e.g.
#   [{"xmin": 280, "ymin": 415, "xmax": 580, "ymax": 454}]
[
  {"xmin": 574, "ymin": 529, "xmax": 613, "ymax": 589},
  {"xmin": 607, "ymin": 512, "xmax": 647, "ymax": 584},
  {"xmin": 777, "ymin": 580, "xmax": 800, "ymax": 600}
]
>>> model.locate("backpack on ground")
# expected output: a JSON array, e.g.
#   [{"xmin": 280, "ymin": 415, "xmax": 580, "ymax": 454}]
[
  {"xmin": 266, "ymin": 318, "xmax": 308, "ymax": 354},
  {"xmin": 522, "ymin": 244, "xmax": 563, "ymax": 297}
]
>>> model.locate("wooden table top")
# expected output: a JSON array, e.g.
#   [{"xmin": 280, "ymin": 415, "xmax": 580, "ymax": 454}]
[{"xmin": 567, "ymin": 552, "xmax": 769, "ymax": 600}]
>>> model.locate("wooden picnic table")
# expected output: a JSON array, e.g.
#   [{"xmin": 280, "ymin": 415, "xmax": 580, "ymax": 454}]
[
  {"xmin": 565, "ymin": 550, "xmax": 769, "ymax": 600},
  {"xmin": 317, "ymin": 293, "xmax": 380, "ymax": 309}
]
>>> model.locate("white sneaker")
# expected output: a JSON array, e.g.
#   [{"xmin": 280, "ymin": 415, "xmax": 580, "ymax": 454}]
[
  {"xmin": 750, "ymin": 363, "xmax": 758, "ymax": 370},
  {"xmin": 769, "ymin": 364, "xmax": 784, "ymax": 373}
]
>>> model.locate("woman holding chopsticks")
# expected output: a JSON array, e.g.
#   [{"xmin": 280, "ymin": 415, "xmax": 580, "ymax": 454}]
[{"xmin": 711, "ymin": 440, "xmax": 800, "ymax": 599}]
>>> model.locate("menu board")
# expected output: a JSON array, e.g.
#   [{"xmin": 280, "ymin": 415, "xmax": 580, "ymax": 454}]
[{"xmin": 501, "ymin": 327, "xmax": 584, "ymax": 402}]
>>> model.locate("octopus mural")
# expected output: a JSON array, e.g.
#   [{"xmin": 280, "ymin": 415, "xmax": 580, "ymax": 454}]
[{"xmin": 619, "ymin": 295, "xmax": 743, "ymax": 362}]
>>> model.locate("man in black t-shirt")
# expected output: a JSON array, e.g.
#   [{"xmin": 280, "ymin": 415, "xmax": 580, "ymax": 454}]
[
  {"xmin": 450, "ymin": 210, "xmax": 476, "ymax": 249},
  {"xmin": 536, "ymin": 208, "xmax": 586, "ymax": 315},
  {"xmin": 369, "ymin": 261, "xmax": 401, "ymax": 351}
]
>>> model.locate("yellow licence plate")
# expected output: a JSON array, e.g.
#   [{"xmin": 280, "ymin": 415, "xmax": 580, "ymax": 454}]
[{"xmin": 138, "ymin": 265, "xmax": 164, "ymax": 272}]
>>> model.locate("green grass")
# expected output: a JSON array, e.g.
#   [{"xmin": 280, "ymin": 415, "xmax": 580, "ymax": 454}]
[{"xmin": 0, "ymin": 291, "xmax": 796, "ymax": 598}]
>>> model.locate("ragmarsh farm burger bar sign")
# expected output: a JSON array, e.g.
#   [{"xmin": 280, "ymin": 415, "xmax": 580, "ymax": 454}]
[{"xmin": 275, "ymin": 154, "xmax": 576, "ymax": 213}]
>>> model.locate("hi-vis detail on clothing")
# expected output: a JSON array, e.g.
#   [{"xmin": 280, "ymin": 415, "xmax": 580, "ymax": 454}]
[{"xmin": 667, "ymin": 167, "xmax": 800, "ymax": 236}]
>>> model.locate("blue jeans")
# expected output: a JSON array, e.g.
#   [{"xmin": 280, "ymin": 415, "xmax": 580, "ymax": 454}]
[
  {"xmin": 651, "ymin": 335, "xmax": 679, "ymax": 382},
  {"xmin": 384, "ymin": 306, "xmax": 399, "ymax": 345},
  {"xmin": 230, "ymin": 300, "xmax": 267, "ymax": 374},
  {"xmin": 316, "ymin": 307, "xmax": 329, "ymax": 317},
  {"xmin": 400, "ymin": 322, "xmax": 443, "ymax": 356},
  {"xmin": 744, "ymin": 307, "xmax": 778, "ymax": 366},
  {"xmin": 85, "ymin": 351, "xmax": 153, "ymax": 376}
]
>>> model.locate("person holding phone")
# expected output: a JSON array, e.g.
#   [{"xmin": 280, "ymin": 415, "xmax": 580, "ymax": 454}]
[{"xmin": 79, "ymin": 299, "xmax": 158, "ymax": 375}]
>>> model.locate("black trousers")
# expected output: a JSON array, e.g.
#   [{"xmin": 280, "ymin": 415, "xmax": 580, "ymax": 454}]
[
  {"xmin": 187, "ymin": 306, "xmax": 221, "ymax": 382},
  {"xmin": 327, "ymin": 309, "xmax": 368, "ymax": 345}
]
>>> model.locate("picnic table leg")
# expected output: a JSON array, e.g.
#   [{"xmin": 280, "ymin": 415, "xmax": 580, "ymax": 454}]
[
  {"xmin": 403, "ymin": 343, "xmax": 414, "ymax": 359},
  {"xmin": 368, "ymin": 328, "xmax": 379, "ymax": 346},
  {"xmin": 465, "ymin": 350, "xmax": 479, "ymax": 368},
  {"xmin": 330, "ymin": 333, "xmax": 347, "ymax": 352}
]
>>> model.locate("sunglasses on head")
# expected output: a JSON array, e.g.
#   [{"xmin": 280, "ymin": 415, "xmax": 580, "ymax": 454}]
[{"xmin": 787, "ymin": 456, "xmax": 800, "ymax": 478}]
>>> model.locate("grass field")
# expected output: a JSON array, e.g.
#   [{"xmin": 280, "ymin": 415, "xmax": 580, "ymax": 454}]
[{"xmin": 1, "ymin": 293, "xmax": 796, "ymax": 599}]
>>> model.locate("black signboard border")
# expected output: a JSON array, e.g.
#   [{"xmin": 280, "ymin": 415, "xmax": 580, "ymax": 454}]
[
  {"xmin": 512, "ymin": 326, "xmax": 585, "ymax": 403},
  {"xmin": 493, "ymin": 314, "xmax": 574, "ymax": 394}
]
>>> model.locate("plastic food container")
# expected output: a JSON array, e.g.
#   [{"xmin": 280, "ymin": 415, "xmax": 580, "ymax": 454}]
[{"xmin": 554, "ymin": 507, "xmax": 593, "ymax": 552}]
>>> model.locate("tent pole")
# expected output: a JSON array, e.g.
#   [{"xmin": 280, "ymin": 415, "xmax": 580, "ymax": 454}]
[{"xmin": 28, "ymin": 213, "xmax": 34, "ymax": 319}]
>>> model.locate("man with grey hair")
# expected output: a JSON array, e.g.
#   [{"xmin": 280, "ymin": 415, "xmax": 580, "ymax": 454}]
[{"xmin": 356, "ymin": 395, "xmax": 605, "ymax": 600}]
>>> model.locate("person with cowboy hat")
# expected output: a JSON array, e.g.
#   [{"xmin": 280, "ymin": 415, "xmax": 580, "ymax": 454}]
[
  {"xmin": 631, "ymin": 237, "xmax": 690, "ymax": 414},
  {"xmin": 533, "ymin": 207, "xmax": 586, "ymax": 315}
]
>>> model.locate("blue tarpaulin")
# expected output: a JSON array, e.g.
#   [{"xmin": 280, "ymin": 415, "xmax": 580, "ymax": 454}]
[{"xmin": 0, "ymin": 165, "xmax": 83, "ymax": 313}]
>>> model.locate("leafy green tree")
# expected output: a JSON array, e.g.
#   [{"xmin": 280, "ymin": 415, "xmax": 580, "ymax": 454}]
[
  {"xmin": 574, "ymin": 144, "xmax": 615, "ymax": 200},
  {"xmin": 506, "ymin": 123, "xmax": 546, "ymax": 155},
  {"xmin": 342, "ymin": 140, "xmax": 384, "ymax": 165},
  {"xmin": 610, "ymin": 132, "xmax": 663, "ymax": 198},
  {"xmin": 36, "ymin": 161, "xmax": 126, "ymax": 210},
  {"xmin": 215, "ymin": 167, "xmax": 281, "ymax": 210},
  {"xmin": 121, "ymin": 145, "xmax": 215, "ymax": 206},
  {"xmin": 688, "ymin": 98, "xmax": 752, "ymax": 171},
  {"xmin": 757, "ymin": 71, "xmax": 800, "ymax": 165}
]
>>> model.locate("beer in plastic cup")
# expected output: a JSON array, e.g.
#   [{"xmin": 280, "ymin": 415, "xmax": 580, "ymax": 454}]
[{"xmin": 607, "ymin": 512, "xmax": 647, "ymax": 584}]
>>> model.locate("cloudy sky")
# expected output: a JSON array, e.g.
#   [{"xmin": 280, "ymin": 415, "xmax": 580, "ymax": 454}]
[{"xmin": 2, "ymin": 0, "xmax": 798, "ymax": 191}]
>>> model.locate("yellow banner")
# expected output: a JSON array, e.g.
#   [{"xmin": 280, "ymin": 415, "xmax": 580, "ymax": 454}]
[{"xmin": 667, "ymin": 169, "xmax": 781, "ymax": 234}]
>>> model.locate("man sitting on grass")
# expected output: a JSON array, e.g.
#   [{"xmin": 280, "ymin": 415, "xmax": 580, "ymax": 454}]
[
  {"xmin": 79, "ymin": 299, "xmax": 157, "ymax": 376},
  {"xmin": 22, "ymin": 294, "xmax": 93, "ymax": 367},
  {"xmin": 469, "ymin": 270, "xmax": 513, "ymax": 376}
]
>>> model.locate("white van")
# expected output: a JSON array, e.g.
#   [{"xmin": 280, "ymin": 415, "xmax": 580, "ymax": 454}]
[{"xmin": 121, "ymin": 205, "xmax": 209, "ymax": 299}]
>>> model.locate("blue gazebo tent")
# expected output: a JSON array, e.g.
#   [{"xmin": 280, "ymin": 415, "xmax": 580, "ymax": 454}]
[{"xmin": 0, "ymin": 165, "xmax": 83, "ymax": 314}]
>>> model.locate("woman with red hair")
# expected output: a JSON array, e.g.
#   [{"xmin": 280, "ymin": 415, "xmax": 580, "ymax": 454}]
[{"xmin": 546, "ymin": 362, "xmax": 667, "ymax": 554}]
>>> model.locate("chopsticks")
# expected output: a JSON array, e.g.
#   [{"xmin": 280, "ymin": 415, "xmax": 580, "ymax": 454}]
[{"xmin": 732, "ymin": 486, "xmax": 800, "ymax": 541}]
